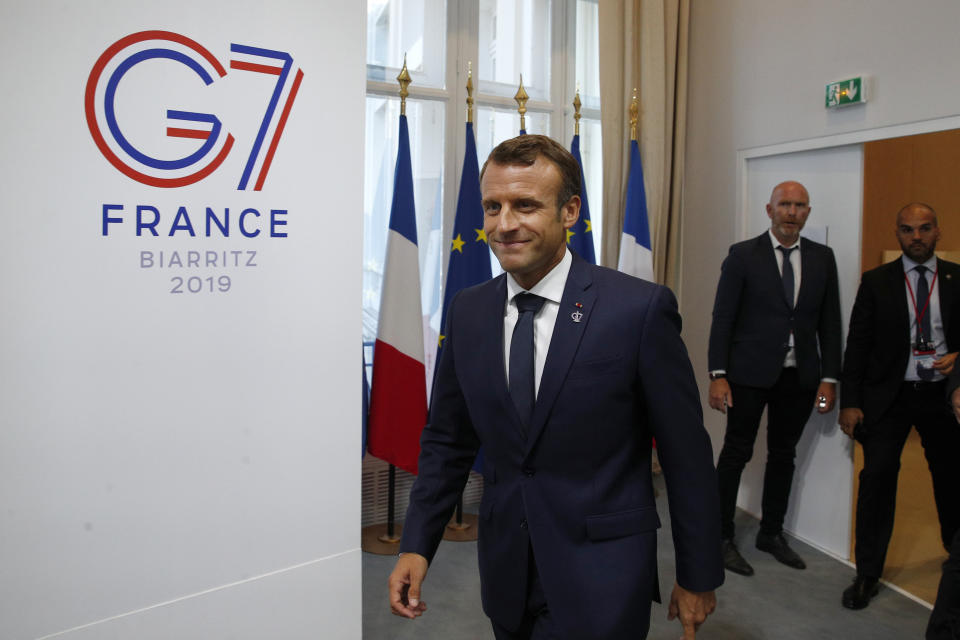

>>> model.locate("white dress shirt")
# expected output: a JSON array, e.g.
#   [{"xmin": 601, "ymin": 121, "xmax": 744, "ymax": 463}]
[
  {"xmin": 503, "ymin": 249, "xmax": 572, "ymax": 398},
  {"xmin": 902, "ymin": 254, "xmax": 946, "ymax": 381}
]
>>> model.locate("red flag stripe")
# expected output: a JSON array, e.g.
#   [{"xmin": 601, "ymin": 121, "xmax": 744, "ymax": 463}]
[{"xmin": 368, "ymin": 340, "xmax": 428, "ymax": 474}]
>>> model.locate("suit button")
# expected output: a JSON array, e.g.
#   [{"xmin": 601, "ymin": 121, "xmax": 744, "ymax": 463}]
[
  {"xmin": 523, "ymin": 468, "xmax": 535, "ymax": 477},
  {"xmin": 520, "ymin": 519, "xmax": 528, "ymax": 529}
]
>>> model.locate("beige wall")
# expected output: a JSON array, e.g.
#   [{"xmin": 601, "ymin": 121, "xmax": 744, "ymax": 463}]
[{"xmin": 683, "ymin": 0, "xmax": 960, "ymax": 450}]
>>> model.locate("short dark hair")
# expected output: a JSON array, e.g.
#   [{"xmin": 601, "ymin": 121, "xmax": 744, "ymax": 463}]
[
  {"xmin": 480, "ymin": 134, "xmax": 581, "ymax": 209},
  {"xmin": 896, "ymin": 202, "xmax": 938, "ymax": 226}
]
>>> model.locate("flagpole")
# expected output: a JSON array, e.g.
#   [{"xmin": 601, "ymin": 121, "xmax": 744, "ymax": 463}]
[
  {"xmin": 568, "ymin": 85, "xmax": 596, "ymax": 264},
  {"xmin": 443, "ymin": 63, "xmax": 481, "ymax": 542},
  {"xmin": 363, "ymin": 56, "xmax": 418, "ymax": 554},
  {"xmin": 379, "ymin": 57, "xmax": 413, "ymax": 547},
  {"xmin": 515, "ymin": 75, "xmax": 528, "ymax": 135}
]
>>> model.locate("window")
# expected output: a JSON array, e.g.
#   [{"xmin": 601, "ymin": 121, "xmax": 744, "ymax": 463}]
[{"xmin": 363, "ymin": 0, "xmax": 602, "ymax": 349}]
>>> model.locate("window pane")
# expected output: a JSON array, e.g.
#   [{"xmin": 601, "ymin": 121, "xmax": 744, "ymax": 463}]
[
  {"xmin": 474, "ymin": 107, "xmax": 550, "ymax": 162},
  {"xmin": 363, "ymin": 97, "xmax": 445, "ymax": 343},
  {"xmin": 477, "ymin": 0, "xmax": 552, "ymax": 102},
  {"xmin": 367, "ymin": 0, "xmax": 447, "ymax": 89},
  {"xmin": 576, "ymin": 0, "xmax": 600, "ymax": 110},
  {"xmin": 579, "ymin": 117, "xmax": 603, "ymax": 260}
]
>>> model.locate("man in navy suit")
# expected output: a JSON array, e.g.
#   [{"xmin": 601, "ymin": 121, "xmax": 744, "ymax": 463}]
[
  {"xmin": 707, "ymin": 181, "xmax": 842, "ymax": 577},
  {"xmin": 839, "ymin": 203, "xmax": 960, "ymax": 610},
  {"xmin": 388, "ymin": 135, "xmax": 723, "ymax": 639}
]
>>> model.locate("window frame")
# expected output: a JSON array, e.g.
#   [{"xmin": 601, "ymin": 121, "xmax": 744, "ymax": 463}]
[{"xmin": 366, "ymin": 0, "xmax": 599, "ymax": 265}]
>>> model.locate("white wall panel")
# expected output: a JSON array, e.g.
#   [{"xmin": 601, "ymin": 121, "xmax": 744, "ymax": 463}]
[{"xmin": 0, "ymin": 1, "xmax": 363, "ymax": 637}]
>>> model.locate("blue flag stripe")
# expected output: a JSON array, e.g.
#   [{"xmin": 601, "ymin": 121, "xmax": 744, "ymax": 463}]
[
  {"xmin": 388, "ymin": 115, "xmax": 418, "ymax": 245},
  {"xmin": 623, "ymin": 140, "xmax": 651, "ymax": 249}
]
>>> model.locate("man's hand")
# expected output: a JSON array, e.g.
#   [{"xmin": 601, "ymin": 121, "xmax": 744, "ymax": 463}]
[
  {"xmin": 952, "ymin": 387, "xmax": 960, "ymax": 424},
  {"xmin": 708, "ymin": 378, "xmax": 733, "ymax": 414},
  {"xmin": 838, "ymin": 407, "xmax": 864, "ymax": 438},
  {"xmin": 815, "ymin": 381, "xmax": 836, "ymax": 414},
  {"xmin": 934, "ymin": 352, "xmax": 958, "ymax": 376},
  {"xmin": 388, "ymin": 553, "xmax": 429, "ymax": 619},
  {"xmin": 668, "ymin": 582, "xmax": 716, "ymax": 639}
]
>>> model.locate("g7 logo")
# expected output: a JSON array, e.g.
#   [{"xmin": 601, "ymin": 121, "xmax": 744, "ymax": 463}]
[{"xmin": 85, "ymin": 30, "xmax": 304, "ymax": 190}]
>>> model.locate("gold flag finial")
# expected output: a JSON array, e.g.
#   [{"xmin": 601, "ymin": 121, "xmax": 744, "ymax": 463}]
[
  {"xmin": 514, "ymin": 75, "xmax": 529, "ymax": 132},
  {"xmin": 398, "ymin": 54, "xmax": 412, "ymax": 116},
  {"xmin": 629, "ymin": 88, "xmax": 639, "ymax": 142},
  {"xmin": 466, "ymin": 62, "xmax": 474, "ymax": 124},
  {"xmin": 573, "ymin": 86, "xmax": 582, "ymax": 136}
]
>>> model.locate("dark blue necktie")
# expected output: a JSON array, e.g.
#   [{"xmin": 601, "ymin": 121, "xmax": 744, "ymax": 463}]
[
  {"xmin": 509, "ymin": 293, "xmax": 545, "ymax": 433},
  {"xmin": 915, "ymin": 265, "xmax": 931, "ymax": 344},
  {"xmin": 778, "ymin": 246, "xmax": 796, "ymax": 308}
]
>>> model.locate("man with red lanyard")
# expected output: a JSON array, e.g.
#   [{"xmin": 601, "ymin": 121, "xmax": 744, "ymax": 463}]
[{"xmin": 840, "ymin": 202, "xmax": 960, "ymax": 610}]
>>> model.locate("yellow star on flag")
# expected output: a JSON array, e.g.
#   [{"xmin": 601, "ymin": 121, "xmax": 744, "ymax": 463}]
[
  {"xmin": 438, "ymin": 334, "xmax": 446, "ymax": 347},
  {"xmin": 566, "ymin": 229, "xmax": 575, "ymax": 244},
  {"xmin": 475, "ymin": 228, "xmax": 487, "ymax": 244},
  {"xmin": 584, "ymin": 219, "xmax": 592, "ymax": 233},
  {"xmin": 451, "ymin": 234, "xmax": 465, "ymax": 253}
]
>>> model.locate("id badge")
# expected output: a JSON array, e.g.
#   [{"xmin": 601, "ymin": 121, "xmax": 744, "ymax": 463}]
[{"xmin": 913, "ymin": 343, "xmax": 937, "ymax": 377}]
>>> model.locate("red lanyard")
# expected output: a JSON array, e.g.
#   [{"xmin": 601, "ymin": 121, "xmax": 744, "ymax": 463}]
[{"xmin": 904, "ymin": 267, "xmax": 938, "ymax": 340}]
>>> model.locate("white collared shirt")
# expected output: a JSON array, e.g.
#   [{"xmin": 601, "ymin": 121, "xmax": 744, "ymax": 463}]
[
  {"xmin": 902, "ymin": 254, "xmax": 946, "ymax": 381},
  {"xmin": 503, "ymin": 249, "xmax": 572, "ymax": 397}
]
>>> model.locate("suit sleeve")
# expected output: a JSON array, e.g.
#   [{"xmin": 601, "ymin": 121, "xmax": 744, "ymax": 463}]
[
  {"xmin": 947, "ymin": 367, "xmax": 960, "ymax": 402},
  {"xmin": 640, "ymin": 285, "xmax": 725, "ymax": 592},
  {"xmin": 840, "ymin": 275, "xmax": 875, "ymax": 410},
  {"xmin": 399, "ymin": 291, "xmax": 481, "ymax": 563},
  {"xmin": 707, "ymin": 248, "xmax": 745, "ymax": 372},
  {"xmin": 817, "ymin": 247, "xmax": 843, "ymax": 379}
]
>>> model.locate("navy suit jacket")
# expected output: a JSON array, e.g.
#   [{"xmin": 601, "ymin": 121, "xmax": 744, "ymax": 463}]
[
  {"xmin": 841, "ymin": 256, "xmax": 960, "ymax": 425},
  {"xmin": 708, "ymin": 232, "xmax": 842, "ymax": 389},
  {"xmin": 400, "ymin": 253, "xmax": 723, "ymax": 638}
]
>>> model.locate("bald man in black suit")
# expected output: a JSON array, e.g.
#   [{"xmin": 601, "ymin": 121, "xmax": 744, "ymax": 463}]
[{"xmin": 708, "ymin": 181, "xmax": 842, "ymax": 577}]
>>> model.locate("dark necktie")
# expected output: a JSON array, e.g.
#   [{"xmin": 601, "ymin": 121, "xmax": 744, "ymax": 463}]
[
  {"xmin": 915, "ymin": 265, "xmax": 932, "ymax": 344},
  {"xmin": 509, "ymin": 293, "xmax": 546, "ymax": 432},
  {"xmin": 778, "ymin": 246, "xmax": 796, "ymax": 308}
]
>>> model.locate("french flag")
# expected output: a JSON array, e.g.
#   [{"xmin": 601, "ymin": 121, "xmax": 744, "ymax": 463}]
[
  {"xmin": 367, "ymin": 113, "xmax": 428, "ymax": 475},
  {"xmin": 618, "ymin": 138, "xmax": 654, "ymax": 281}
]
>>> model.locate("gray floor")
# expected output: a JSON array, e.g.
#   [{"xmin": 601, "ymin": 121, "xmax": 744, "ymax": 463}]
[{"xmin": 363, "ymin": 474, "xmax": 933, "ymax": 639}]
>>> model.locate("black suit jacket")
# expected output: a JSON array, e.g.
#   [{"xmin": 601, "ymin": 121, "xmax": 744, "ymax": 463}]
[
  {"xmin": 400, "ymin": 253, "xmax": 723, "ymax": 638},
  {"xmin": 841, "ymin": 256, "xmax": 960, "ymax": 424},
  {"xmin": 708, "ymin": 232, "xmax": 842, "ymax": 389}
]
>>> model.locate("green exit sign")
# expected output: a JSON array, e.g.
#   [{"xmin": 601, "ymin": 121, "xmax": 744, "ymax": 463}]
[{"xmin": 826, "ymin": 77, "xmax": 867, "ymax": 108}]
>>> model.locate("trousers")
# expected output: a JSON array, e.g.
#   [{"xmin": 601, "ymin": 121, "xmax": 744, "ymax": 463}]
[{"xmin": 716, "ymin": 367, "xmax": 816, "ymax": 540}]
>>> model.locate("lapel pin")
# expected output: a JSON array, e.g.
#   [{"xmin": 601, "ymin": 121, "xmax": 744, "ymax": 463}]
[{"xmin": 571, "ymin": 302, "xmax": 583, "ymax": 323}]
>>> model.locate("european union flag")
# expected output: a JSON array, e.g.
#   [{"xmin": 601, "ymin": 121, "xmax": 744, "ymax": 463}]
[
  {"xmin": 569, "ymin": 133, "xmax": 596, "ymax": 264},
  {"xmin": 438, "ymin": 122, "xmax": 492, "ymax": 474},
  {"xmin": 436, "ymin": 121, "xmax": 492, "ymax": 363}
]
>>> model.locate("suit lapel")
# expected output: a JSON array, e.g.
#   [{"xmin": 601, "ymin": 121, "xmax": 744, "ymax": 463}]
[
  {"xmin": 796, "ymin": 239, "xmax": 815, "ymax": 311},
  {"xmin": 891, "ymin": 257, "xmax": 911, "ymax": 340},
  {"xmin": 524, "ymin": 255, "xmax": 596, "ymax": 453},
  {"xmin": 937, "ymin": 258, "xmax": 954, "ymax": 333},
  {"xmin": 757, "ymin": 233, "xmax": 792, "ymax": 310},
  {"xmin": 475, "ymin": 275, "xmax": 519, "ymax": 425}
]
